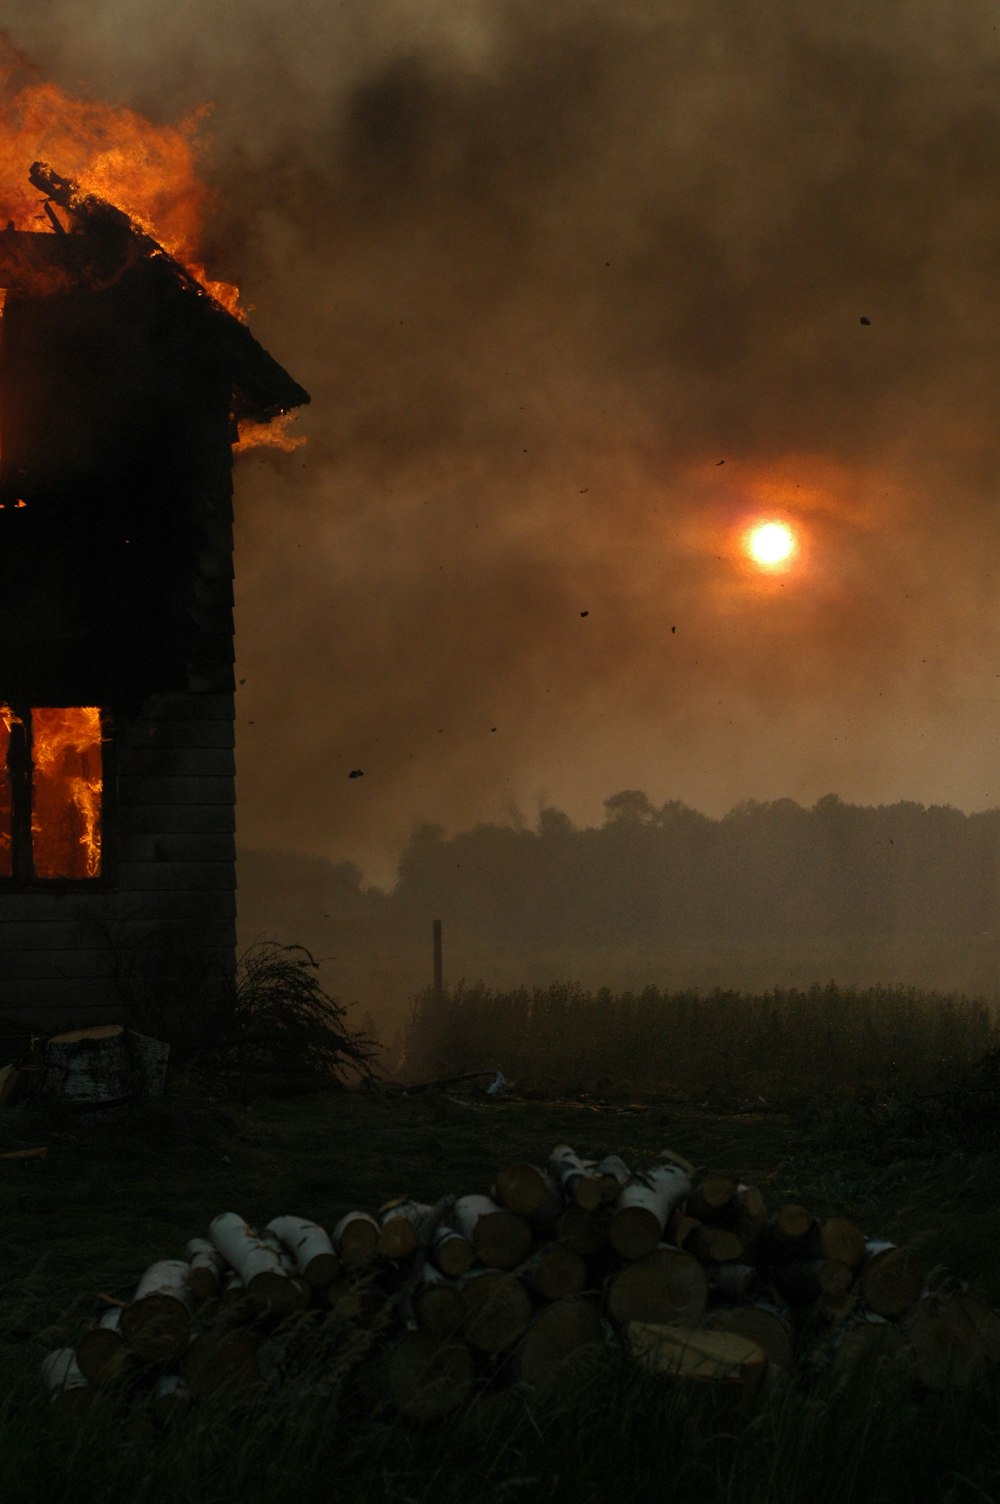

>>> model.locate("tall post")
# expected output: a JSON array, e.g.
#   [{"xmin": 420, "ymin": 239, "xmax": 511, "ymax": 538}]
[{"xmin": 432, "ymin": 918, "xmax": 443, "ymax": 999}]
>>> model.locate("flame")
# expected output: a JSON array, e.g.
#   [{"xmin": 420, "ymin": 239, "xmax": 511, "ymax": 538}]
[
  {"xmin": 234, "ymin": 411, "xmax": 307, "ymax": 454},
  {"xmin": 0, "ymin": 43, "xmax": 240, "ymax": 315},
  {"xmin": 30, "ymin": 706, "xmax": 102, "ymax": 879}
]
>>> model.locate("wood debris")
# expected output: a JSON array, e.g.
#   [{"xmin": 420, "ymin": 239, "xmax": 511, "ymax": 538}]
[{"xmin": 38, "ymin": 1140, "xmax": 1000, "ymax": 1425}]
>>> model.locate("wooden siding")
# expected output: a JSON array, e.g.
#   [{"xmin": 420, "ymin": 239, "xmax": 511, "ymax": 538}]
[{"xmin": 0, "ymin": 689, "xmax": 236, "ymax": 1045}]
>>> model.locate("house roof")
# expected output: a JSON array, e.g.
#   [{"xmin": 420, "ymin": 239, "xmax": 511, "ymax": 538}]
[{"xmin": 0, "ymin": 163, "xmax": 310, "ymax": 423}]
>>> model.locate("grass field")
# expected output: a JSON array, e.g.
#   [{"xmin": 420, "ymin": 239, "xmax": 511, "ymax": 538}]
[{"xmin": 3, "ymin": 972, "xmax": 1000, "ymax": 1503}]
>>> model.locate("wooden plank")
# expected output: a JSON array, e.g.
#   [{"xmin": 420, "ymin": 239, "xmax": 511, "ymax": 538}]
[
  {"xmin": 0, "ymin": 950, "xmax": 235, "ymax": 981},
  {"xmin": 114, "ymin": 776, "xmax": 234, "ymax": 806},
  {"xmin": 116, "ymin": 833, "xmax": 235, "ymax": 864},
  {"xmin": 136, "ymin": 693, "xmax": 234, "ymax": 722},
  {"xmin": 0, "ymin": 891, "xmax": 236, "ymax": 922},
  {"xmin": 118, "ymin": 805, "xmax": 236, "ymax": 835},
  {"xmin": 119, "ymin": 720, "xmax": 234, "ymax": 751},
  {"xmin": 115, "ymin": 862, "xmax": 236, "ymax": 892},
  {"xmin": 115, "ymin": 747, "xmax": 236, "ymax": 778},
  {"xmin": 0, "ymin": 919, "xmax": 235, "ymax": 950}
]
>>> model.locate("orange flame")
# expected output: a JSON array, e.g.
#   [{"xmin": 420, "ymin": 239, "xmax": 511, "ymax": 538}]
[
  {"xmin": 234, "ymin": 412, "xmax": 307, "ymax": 454},
  {"xmin": 31, "ymin": 707, "xmax": 102, "ymax": 879},
  {"xmin": 0, "ymin": 42, "xmax": 240, "ymax": 315}
]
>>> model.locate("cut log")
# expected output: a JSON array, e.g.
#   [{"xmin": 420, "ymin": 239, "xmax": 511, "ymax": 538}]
[
  {"xmin": 492, "ymin": 1163, "xmax": 563, "ymax": 1228},
  {"xmin": 149, "ymin": 1374, "xmax": 193, "ymax": 1427},
  {"xmin": 665, "ymin": 1210, "xmax": 701, "ymax": 1250},
  {"xmin": 733, "ymin": 1185, "xmax": 768, "ymax": 1248},
  {"xmin": 332, "ymin": 1210, "xmax": 381, "ymax": 1269},
  {"xmin": 185, "ymin": 1237, "xmax": 227, "ymax": 1301},
  {"xmin": 658, "ymin": 1148, "xmax": 697, "ymax": 1178},
  {"xmin": 829, "ymin": 1310, "xmax": 915, "ymax": 1398},
  {"xmin": 859, "ymin": 1242, "xmax": 925, "ymax": 1319},
  {"xmin": 75, "ymin": 1306, "xmax": 128, "ymax": 1385},
  {"xmin": 520, "ymin": 1242, "xmax": 588, "ymax": 1300},
  {"xmin": 209, "ymin": 1212, "xmax": 310, "ymax": 1315},
  {"xmin": 514, "ymin": 1296, "xmax": 606, "ymax": 1394},
  {"xmin": 451, "ymin": 1194, "xmax": 533, "ymax": 1270},
  {"xmin": 703, "ymin": 1294, "xmax": 796, "ymax": 1370},
  {"xmin": 377, "ymin": 1200, "xmax": 434, "ymax": 1262},
  {"xmin": 412, "ymin": 1265, "xmax": 465, "ymax": 1337},
  {"xmin": 120, "ymin": 1260, "xmax": 195, "ymax": 1364},
  {"xmin": 265, "ymin": 1216, "xmax": 340, "ymax": 1287},
  {"xmin": 625, "ymin": 1322, "xmax": 768, "ymax": 1397},
  {"xmin": 608, "ymin": 1164, "xmax": 691, "ymax": 1260},
  {"xmin": 42, "ymin": 1025, "xmax": 136, "ymax": 1114},
  {"xmin": 557, "ymin": 1205, "xmax": 609, "ymax": 1258},
  {"xmin": 606, "ymin": 1245, "xmax": 709, "ymax": 1327},
  {"xmin": 428, "ymin": 1222, "xmax": 476, "ymax": 1278},
  {"xmin": 459, "ymin": 1269, "xmax": 533, "ymax": 1353},
  {"xmin": 687, "ymin": 1173, "xmax": 738, "ymax": 1223},
  {"xmin": 42, "ymin": 1348, "xmax": 93, "ymax": 1412},
  {"xmin": 386, "ymin": 1332, "xmax": 474, "ymax": 1420},
  {"xmin": 593, "ymin": 1154, "xmax": 632, "ymax": 1203},
  {"xmin": 686, "ymin": 1226, "xmax": 744, "ymax": 1265},
  {"xmin": 819, "ymin": 1217, "xmax": 867, "ymax": 1268},
  {"xmin": 904, "ymin": 1292, "xmax": 987, "ymax": 1390},
  {"xmin": 549, "ymin": 1144, "xmax": 604, "ymax": 1210},
  {"xmin": 181, "ymin": 1328, "xmax": 262, "ymax": 1399}
]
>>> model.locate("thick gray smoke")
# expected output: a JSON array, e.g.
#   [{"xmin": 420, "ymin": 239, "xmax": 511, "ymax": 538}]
[{"xmin": 5, "ymin": 1, "xmax": 1000, "ymax": 886}]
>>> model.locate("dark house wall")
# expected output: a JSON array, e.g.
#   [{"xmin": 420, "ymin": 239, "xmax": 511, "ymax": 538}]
[{"xmin": 0, "ymin": 211, "xmax": 306, "ymax": 1047}]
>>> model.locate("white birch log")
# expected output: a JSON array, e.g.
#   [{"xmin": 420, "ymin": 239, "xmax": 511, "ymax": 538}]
[
  {"xmin": 121, "ymin": 1260, "xmax": 195, "ymax": 1363},
  {"xmin": 859, "ymin": 1241, "xmax": 925, "ymax": 1318},
  {"xmin": 491, "ymin": 1163, "xmax": 563, "ymax": 1228},
  {"xmin": 377, "ymin": 1201, "xmax": 435, "ymax": 1261},
  {"xmin": 42, "ymin": 1348, "xmax": 93, "ymax": 1411},
  {"xmin": 209, "ymin": 1213, "xmax": 309, "ymax": 1315},
  {"xmin": 75, "ymin": 1306, "xmax": 128, "ymax": 1385},
  {"xmin": 594, "ymin": 1154, "xmax": 632, "ymax": 1203},
  {"xmin": 549, "ymin": 1144, "xmax": 603, "ymax": 1211},
  {"xmin": 124, "ymin": 1031, "xmax": 170, "ymax": 1096},
  {"xmin": 185, "ymin": 1237, "xmax": 227, "ymax": 1300},
  {"xmin": 609, "ymin": 1164, "xmax": 691, "ymax": 1260},
  {"xmin": 451, "ymin": 1194, "xmax": 533, "ymax": 1270},
  {"xmin": 428, "ymin": 1222, "xmax": 476, "ymax": 1278},
  {"xmin": 266, "ymin": 1216, "xmax": 339, "ymax": 1287},
  {"xmin": 412, "ymin": 1264, "xmax": 465, "ymax": 1337},
  {"xmin": 332, "ymin": 1210, "xmax": 381, "ymax": 1268}
]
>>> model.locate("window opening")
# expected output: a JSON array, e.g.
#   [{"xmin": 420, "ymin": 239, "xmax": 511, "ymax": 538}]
[{"xmin": 0, "ymin": 705, "xmax": 103, "ymax": 881}]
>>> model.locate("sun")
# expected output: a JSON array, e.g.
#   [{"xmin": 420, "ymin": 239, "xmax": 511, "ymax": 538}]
[{"xmin": 744, "ymin": 520, "xmax": 797, "ymax": 570}]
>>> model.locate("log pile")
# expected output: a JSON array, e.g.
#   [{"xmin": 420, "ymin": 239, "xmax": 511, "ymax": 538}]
[{"xmin": 39, "ymin": 1141, "xmax": 1000, "ymax": 1424}]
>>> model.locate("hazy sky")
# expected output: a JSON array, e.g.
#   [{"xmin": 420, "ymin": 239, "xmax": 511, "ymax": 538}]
[{"xmin": 4, "ymin": 1, "xmax": 999, "ymax": 887}]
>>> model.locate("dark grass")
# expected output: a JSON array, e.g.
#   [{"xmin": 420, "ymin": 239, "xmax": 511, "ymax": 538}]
[{"xmin": 3, "ymin": 973, "xmax": 1000, "ymax": 1501}]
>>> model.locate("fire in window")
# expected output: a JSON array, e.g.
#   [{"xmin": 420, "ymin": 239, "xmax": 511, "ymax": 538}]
[{"xmin": 0, "ymin": 706, "xmax": 103, "ymax": 880}]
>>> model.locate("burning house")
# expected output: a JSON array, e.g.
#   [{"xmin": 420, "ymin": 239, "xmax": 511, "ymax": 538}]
[{"xmin": 0, "ymin": 163, "xmax": 308, "ymax": 1047}]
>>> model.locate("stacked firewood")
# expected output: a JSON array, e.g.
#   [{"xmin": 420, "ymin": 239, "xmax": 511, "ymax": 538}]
[{"xmin": 41, "ymin": 1143, "xmax": 1000, "ymax": 1423}]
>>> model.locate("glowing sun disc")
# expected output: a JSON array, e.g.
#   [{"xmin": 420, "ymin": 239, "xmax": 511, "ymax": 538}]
[{"xmin": 746, "ymin": 521, "xmax": 796, "ymax": 568}]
